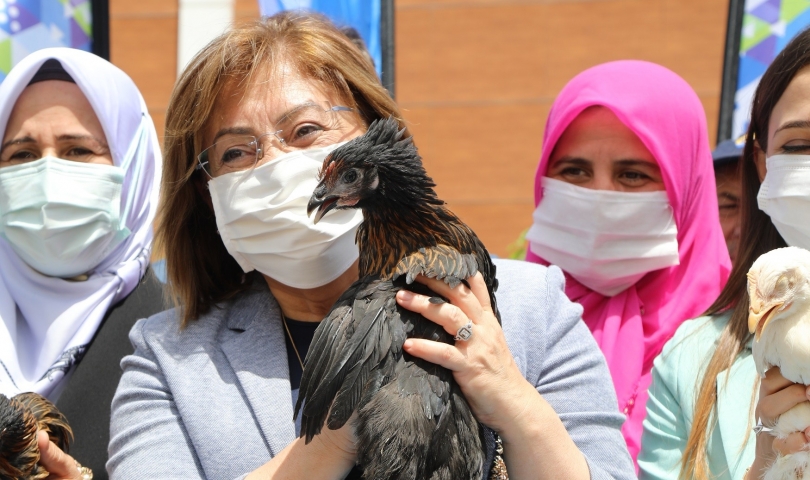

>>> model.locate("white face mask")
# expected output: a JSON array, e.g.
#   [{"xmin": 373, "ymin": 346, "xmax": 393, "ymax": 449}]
[
  {"xmin": 757, "ymin": 154, "xmax": 810, "ymax": 250},
  {"xmin": 208, "ymin": 142, "xmax": 363, "ymax": 289},
  {"xmin": 526, "ymin": 177, "xmax": 680, "ymax": 297},
  {"xmin": 0, "ymin": 157, "xmax": 130, "ymax": 278}
]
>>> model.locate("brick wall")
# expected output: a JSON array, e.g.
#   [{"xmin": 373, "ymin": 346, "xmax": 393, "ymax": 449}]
[
  {"xmin": 108, "ymin": 0, "xmax": 729, "ymax": 256},
  {"xmin": 235, "ymin": 0, "xmax": 260, "ymax": 25},
  {"xmin": 109, "ymin": 0, "xmax": 178, "ymax": 145},
  {"xmin": 396, "ymin": 0, "xmax": 728, "ymax": 256}
]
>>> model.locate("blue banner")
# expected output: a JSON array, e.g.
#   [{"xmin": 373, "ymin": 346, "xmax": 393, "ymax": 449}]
[
  {"xmin": 258, "ymin": 0, "xmax": 381, "ymax": 78},
  {"xmin": 0, "ymin": 0, "xmax": 93, "ymax": 82},
  {"xmin": 733, "ymin": 0, "xmax": 810, "ymax": 139}
]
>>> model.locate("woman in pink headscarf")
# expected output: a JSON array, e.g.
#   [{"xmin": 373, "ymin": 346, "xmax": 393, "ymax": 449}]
[{"xmin": 525, "ymin": 60, "xmax": 731, "ymax": 463}]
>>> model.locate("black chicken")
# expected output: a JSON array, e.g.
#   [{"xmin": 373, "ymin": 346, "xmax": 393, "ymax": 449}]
[
  {"xmin": 0, "ymin": 392, "xmax": 73, "ymax": 480},
  {"xmin": 298, "ymin": 117, "xmax": 501, "ymax": 479}
]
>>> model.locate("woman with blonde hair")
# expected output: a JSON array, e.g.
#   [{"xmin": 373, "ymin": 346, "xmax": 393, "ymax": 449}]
[
  {"xmin": 639, "ymin": 26, "xmax": 810, "ymax": 480},
  {"xmin": 108, "ymin": 11, "xmax": 634, "ymax": 480}
]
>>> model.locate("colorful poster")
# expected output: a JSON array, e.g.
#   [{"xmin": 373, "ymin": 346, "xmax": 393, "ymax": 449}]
[
  {"xmin": 734, "ymin": 0, "xmax": 810, "ymax": 139},
  {"xmin": 258, "ymin": 0, "xmax": 381, "ymax": 78},
  {"xmin": 0, "ymin": 0, "xmax": 93, "ymax": 82}
]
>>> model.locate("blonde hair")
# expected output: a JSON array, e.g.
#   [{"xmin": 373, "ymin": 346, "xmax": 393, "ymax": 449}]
[{"xmin": 156, "ymin": 11, "xmax": 405, "ymax": 326}]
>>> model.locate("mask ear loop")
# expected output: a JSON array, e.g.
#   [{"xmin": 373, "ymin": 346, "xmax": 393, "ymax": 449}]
[
  {"xmin": 659, "ymin": 202, "xmax": 679, "ymax": 238},
  {"xmin": 654, "ymin": 202, "xmax": 681, "ymax": 269},
  {"xmin": 106, "ymin": 113, "xmax": 155, "ymax": 281},
  {"xmin": 757, "ymin": 163, "xmax": 771, "ymax": 210},
  {"xmin": 117, "ymin": 115, "xmax": 150, "ymax": 226}
]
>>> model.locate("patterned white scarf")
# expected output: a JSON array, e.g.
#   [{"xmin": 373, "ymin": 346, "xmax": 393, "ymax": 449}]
[{"xmin": 0, "ymin": 48, "xmax": 161, "ymax": 399}]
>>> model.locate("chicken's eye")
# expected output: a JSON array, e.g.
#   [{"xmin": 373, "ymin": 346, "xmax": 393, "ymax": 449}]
[
  {"xmin": 342, "ymin": 169, "xmax": 359, "ymax": 184},
  {"xmin": 774, "ymin": 275, "xmax": 792, "ymax": 298}
]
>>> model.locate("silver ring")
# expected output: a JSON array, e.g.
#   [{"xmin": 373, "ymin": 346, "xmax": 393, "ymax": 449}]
[
  {"xmin": 454, "ymin": 321, "xmax": 473, "ymax": 341},
  {"xmin": 753, "ymin": 417, "xmax": 774, "ymax": 435}
]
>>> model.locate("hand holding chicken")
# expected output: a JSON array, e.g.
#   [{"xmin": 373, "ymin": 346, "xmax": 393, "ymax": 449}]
[
  {"xmin": 0, "ymin": 392, "xmax": 74, "ymax": 480},
  {"xmin": 749, "ymin": 246, "xmax": 810, "ymax": 479}
]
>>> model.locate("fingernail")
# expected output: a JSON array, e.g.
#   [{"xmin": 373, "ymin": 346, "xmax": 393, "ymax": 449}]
[
  {"xmin": 398, "ymin": 290, "xmax": 414, "ymax": 301},
  {"xmin": 428, "ymin": 296, "xmax": 446, "ymax": 304},
  {"xmin": 805, "ymin": 386, "xmax": 810, "ymax": 400},
  {"xmin": 403, "ymin": 339, "xmax": 413, "ymax": 349}
]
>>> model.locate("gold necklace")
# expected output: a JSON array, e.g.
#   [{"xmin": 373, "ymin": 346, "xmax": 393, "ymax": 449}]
[{"xmin": 280, "ymin": 311, "xmax": 305, "ymax": 369}]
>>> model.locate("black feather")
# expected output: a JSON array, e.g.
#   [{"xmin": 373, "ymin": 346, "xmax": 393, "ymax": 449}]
[{"xmin": 298, "ymin": 117, "xmax": 501, "ymax": 479}]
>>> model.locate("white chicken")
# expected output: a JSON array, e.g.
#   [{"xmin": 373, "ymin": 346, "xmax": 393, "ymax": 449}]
[{"xmin": 749, "ymin": 246, "xmax": 810, "ymax": 480}]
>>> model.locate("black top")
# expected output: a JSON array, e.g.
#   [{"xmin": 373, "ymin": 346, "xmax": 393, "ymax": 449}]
[
  {"xmin": 282, "ymin": 317, "xmax": 319, "ymax": 390},
  {"xmin": 56, "ymin": 270, "xmax": 165, "ymax": 480},
  {"xmin": 28, "ymin": 59, "xmax": 76, "ymax": 85},
  {"xmin": 284, "ymin": 317, "xmax": 364, "ymax": 480}
]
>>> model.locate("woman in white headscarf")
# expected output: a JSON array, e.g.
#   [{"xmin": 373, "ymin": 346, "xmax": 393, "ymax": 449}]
[{"xmin": 0, "ymin": 47, "xmax": 162, "ymax": 479}]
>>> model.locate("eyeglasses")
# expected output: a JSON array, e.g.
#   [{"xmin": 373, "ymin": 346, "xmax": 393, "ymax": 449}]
[{"xmin": 196, "ymin": 101, "xmax": 354, "ymax": 178}]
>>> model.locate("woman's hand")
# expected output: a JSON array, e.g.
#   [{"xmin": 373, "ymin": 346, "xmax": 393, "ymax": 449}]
[
  {"xmin": 747, "ymin": 367, "xmax": 810, "ymax": 479},
  {"xmin": 37, "ymin": 431, "xmax": 87, "ymax": 480},
  {"xmin": 312, "ymin": 412, "xmax": 358, "ymax": 463},
  {"xmin": 245, "ymin": 412, "xmax": 356, "ymax": 480},
  {"xmin": 396, "ymin": 273, "xmax": 591, "ymax": 479},
  {"xmin": 395, "ymin": 273, "xmax": 536, "ymax": 434}
]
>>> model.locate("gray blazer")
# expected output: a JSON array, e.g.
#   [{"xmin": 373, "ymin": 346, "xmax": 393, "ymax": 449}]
[{"xmin": 108, "ymin": 259, "xmax": 634, "ymax": 479}]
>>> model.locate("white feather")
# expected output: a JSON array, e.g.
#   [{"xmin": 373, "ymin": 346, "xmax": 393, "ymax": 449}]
[
  {"xmin": 757, "ymin": 311, "xmax": 810, "ymax": 384},
  {"xmin": 750, "ymin": 247, "xmax": 810, "ymax": 480},
  {"xmin": 764, "ymin": 451, "xmax": 810, "ymax": 480},
  {"xmin": 775, "ymin": 403, "xmax": 810, "ymax": 439}
]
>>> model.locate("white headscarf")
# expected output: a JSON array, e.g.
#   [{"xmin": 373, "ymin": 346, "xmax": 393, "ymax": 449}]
[{"xmin": 0, "ymin": 48, "xmax": 162, "ymax": 399}]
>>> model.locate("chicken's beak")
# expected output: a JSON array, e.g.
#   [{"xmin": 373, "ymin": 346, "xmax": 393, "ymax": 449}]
[
  {"xmin": 748, "ymin": 296, "xmax": 783, "ymax": 340},
  {"xmin": 307, "ymin": 185, "xmax": 339, "ymax": 224}
]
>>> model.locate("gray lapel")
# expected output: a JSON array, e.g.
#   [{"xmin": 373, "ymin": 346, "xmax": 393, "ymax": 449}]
[
  {"xmin": 219, "ymin": 284, "xmax": 297, "ymax": 457},
  {"xmin": 715, "ymin": 345, "xmax": 758, "ymax": 479}
]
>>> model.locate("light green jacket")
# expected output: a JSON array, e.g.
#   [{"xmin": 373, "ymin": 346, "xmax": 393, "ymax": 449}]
[{"xmin": 638, "ymin": 313, "xmax": 757, "ymax": 480}]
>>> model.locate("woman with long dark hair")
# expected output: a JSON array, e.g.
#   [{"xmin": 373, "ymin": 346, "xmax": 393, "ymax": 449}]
[{"xmin": 639, "ymin": 27, "xmax": 810, "ymax": 480}]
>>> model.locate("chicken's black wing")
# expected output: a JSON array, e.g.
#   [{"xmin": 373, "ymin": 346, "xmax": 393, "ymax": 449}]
[{"xmin": 295, "ymin": 275, "xmax": 484, "ymax": 479}]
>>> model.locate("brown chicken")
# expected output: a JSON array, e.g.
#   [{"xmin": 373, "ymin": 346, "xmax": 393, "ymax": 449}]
[
  {"xmin": 0, "ymin": 392, "xmax": 73, "ymax": 480},
  {"xmin": 299, "ymin": 117, "xmax": 501, "ymax": 479}
]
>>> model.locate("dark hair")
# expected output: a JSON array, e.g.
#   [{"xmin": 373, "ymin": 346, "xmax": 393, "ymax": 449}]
[
  {"xmin": 679, "ymin": 27, "xmax": 810, "ymax": 479},
  {"xmin": 27, "ymin": 59, "xmax": 75, "ymax": 85}
]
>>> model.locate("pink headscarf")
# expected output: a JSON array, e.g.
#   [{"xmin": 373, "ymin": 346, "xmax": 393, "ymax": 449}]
[{"xmin": 526, "ymin": 60, "xmax": 731, "ymax": 462}]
